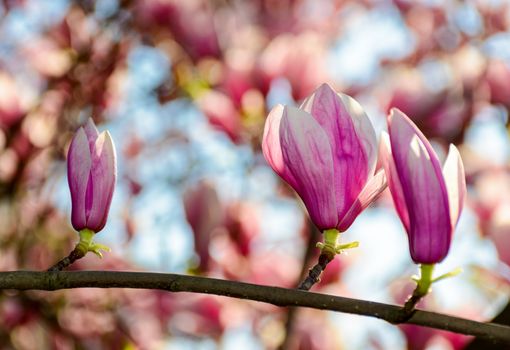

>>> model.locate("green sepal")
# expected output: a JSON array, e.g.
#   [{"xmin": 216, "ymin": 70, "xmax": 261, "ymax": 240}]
[
  {"xmin": 431, "ymin": 267, "xmax": 462, "ymax": 283},
  {"xmin": 316, "ymin": 229, "xmax": 359, "ymax": 258},
  {"xmin": 76, "ymin": 229, "xmax": 111, "ymax": 258},
  {"xmin": 413, "ymin": 264, "xmax": 462, "ymax": 297}
]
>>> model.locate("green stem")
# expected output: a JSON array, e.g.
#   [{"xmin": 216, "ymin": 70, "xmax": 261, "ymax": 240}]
[
  {"xmin": 300, "ymin": 228, "xmax": 359, "ymax": 290},
  {"xmin": 47, "ymin": 229, "xmax": 110, "ymax": 271},
  {"xmin": 316, "ymin": 229, "xmax": 359, "ymax": 258},
  {"xmin": 396, "ymin": 264, "xmax": 435, "ymax": 323},
  {"xmin": 415, "ymin": 264, "xmax": 435, "ymax": 297},
  {"xmin": 319, "ymin": 229, "xmax": 341, "ymax": 258},
  {"xmin": 75, "ymin": 229, "xmax": 94, "ymax": 255},
  {"xmin": 76, "ymin": 229, "xmax": 110, "ymax": 258},
  {"xmin": 397, "ymin": 263, "xmax": 463, "ymax": 323}
]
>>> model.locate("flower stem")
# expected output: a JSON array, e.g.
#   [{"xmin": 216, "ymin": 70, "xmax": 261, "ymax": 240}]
[
  {"xmin": 397, "ymin": 264, "xmax": 435, "ymax": 322},
  {"xmin": 47, "ymin": 229, "xmax": 110, "ymax": 271},
  {"xmin": 298, "ymin": 229, "xmax": 358, "ymax": 290},
  {"xmin": 297, "ymin": 253, "xmax": 333, "ymax": 290},
  {"xmin": 46, "ymin": 248, "xmax": 86, "ymax": 272},
  {"xmin": 395, "ymin": 264, "xmax": 463, "ymax": 323}
]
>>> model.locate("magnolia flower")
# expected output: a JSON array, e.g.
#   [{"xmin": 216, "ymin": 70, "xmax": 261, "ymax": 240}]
[
  {"xmin": 67, "ymin": 118, "xmax": 116, "ymax": 233},
  {"xmin": 380, "ymin": 109, "xmax": 466, "ymax": 264},
  {"xmin": 262, "ymin": 83, "xmax": 386, "ymax": 232}
]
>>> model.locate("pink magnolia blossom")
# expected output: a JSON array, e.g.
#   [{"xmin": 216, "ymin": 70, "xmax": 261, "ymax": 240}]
[
  {"xmin": 196, "ymin": 90, "xmax": 241, "ymax": 142},
  {"xmin": 258, "ymin": 33, "xmax": 330, "ymax": 100},
  {"xmin": 136, "ymin": 0, "xmax": 220, "ymax": 60},
  {"xmin": 262, "ymin": 83, "xmax": 386, "ymax": 231},
  {"xmin": 380, "ymin": 109, "xmax": 466, "ymax": 264},
  {"xmin": 183, "ymin": 180, "xmax": 223, "ymax": 271},
  {"xmin": 485, "ymin": 60, "xmax": 510, "ymax": 109},
  {"xmin": 67, "ymin": 118, "xmax": 116, "ymax": 232},
  {"xmin": 484, "ymin": 202, "xmax": 510, "ymax": 266}
]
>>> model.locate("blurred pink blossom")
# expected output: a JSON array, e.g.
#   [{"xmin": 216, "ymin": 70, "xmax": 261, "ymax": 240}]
[
  {"xmin": 136, "ymin": 0, "xmax": 220, "ymax": 60},
  {"xmin": 258, "ymin": 33, "xmax": 330, "ymax": 100},
  {"xmin": 183, "ymin": 180, "xmax": 223, "ymax": 271},
  {"xmin": 196, "ymin": 90, "xmax": 242, "ymax": 142}
]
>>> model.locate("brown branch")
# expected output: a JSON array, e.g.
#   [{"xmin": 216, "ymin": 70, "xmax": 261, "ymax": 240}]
[
  {"xmin": 297, "ymin": 253, "xmax": 333, "ymax": 290},
  {"xmin": 395, "ymin": 286, "xmax": 426, "ymax": 323},
  {"xmin": 466, "ymin": 301, "xmax": 510, "ymax": 350},
  {"xmin": 0, "ymin": 271, "xmax": 509, "ymax": 344},
  {"xmin": 47, "ymin": 248, "xmax": 85, "ymax": 271}
]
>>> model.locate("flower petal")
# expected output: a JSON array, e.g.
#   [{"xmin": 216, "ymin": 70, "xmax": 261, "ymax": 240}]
[
  {"xmin": 83, "ymin": 118, "xmax": 99, "ymax": 153},
  {"xmin": 388, "ymin": 109, "xmax": 451, "ymax": 264},
  {"xmin": 280, "ymin": 106, "xmax": 337, "ymax": 230},
  {"xmin": 67, "ymin": 127, "xmax": 91, "ymax": 231},
  {"xmin": 301, "ymin": 83, "xmax": 378, "ymax": 220},
  {"xmin": 337, "ymin": 169, "xmax": 387, "ymax": 231},
  {"xmin": 85, "ymin": 131, "xmax": 117, "ymax": 232},
  {"xmin": 442, "ymin": 145, "xmax": 466, "ymax": 228},
  {"xmin": 262, "ymin": 104, "xmax": 298, "ymax": 189},
  {"xmin": 389, "ymin": 108, "xmax": 447, "ymax": 188},
  {"xmin": 379, "ymin": 132, "xmax": 410, "ymax": 232}
]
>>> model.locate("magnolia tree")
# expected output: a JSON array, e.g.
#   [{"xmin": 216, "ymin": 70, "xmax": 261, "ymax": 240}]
[{"xmin": 1, "ymin": 0, "xmax": 510, "ymax": 349}]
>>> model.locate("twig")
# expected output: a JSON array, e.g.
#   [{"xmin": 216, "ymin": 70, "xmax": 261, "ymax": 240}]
[
  {"xmin": 47, "ymin": 248, "xmax": 85, "ymax": 271},
  {"xmin": 297, "ymin": 253, "xmax": 333, "ymax": 290},
  {"xmin": 47, "ymin": 229, "xmax": 109, "ymax": 271},
  {"xmin": 394, "ymin": 287, "xmax": 424, "ymax": 323},
  {"xmin": 0, "ymin": 271, "xmax": 508, "ymax": 343}
]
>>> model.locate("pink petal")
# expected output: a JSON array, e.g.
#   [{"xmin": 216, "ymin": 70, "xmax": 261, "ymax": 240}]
[
  {"xmin": 262, "ymin": 104, "xmax": 298, "ymax": 189},
  {"xmin": 67, "ymin": 127, "xmax": 92, "ymax": 231},
  {"xmin": 83, "ymin": 118, "xmax": 99, "ymax": 153},
  {"xmin": 337, "ymin": 169, "xmax": 387, "ymax": 231},
  {"xmin": 389, "ymin": 108, "xmax": 448, "ymax": 193},
  {"xmin": 279, "ymin": 106, "xmax": 337, "ymax": 230},
  {"xmin": 388, "ymin": 109, "xmax": 451, "ymax": 263},
  {"xmin": 85, "ymin": 131, "xmax": 117, "ymax": 232},
  {"xmin": 442, "ymin": 145, "xmax": 466, "ymax": 228},
  {"xmin": 379, "ymin": 133, "xmax": 410, "ymax": 232},
  {"xmin": 301, "ymin": 83, "xmax": 378, "ymax": 220}
]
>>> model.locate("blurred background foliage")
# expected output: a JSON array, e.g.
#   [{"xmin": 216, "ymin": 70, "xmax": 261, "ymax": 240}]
[{"xmin": 1, "ymin": 0, "xmax": 510, "ymax": 349}]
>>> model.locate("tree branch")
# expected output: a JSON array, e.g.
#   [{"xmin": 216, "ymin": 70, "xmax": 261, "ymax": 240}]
[{"xmin": 0, "ymin": 271, "xmax": 509, "ymax": 344}]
